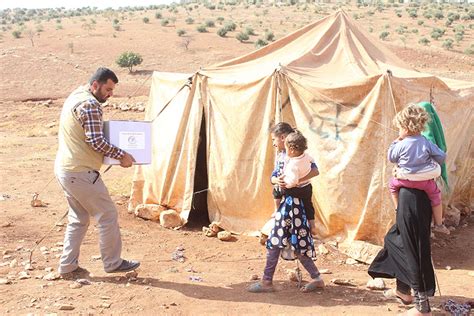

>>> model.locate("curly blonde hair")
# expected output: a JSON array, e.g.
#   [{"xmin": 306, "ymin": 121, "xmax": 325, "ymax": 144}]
[
  {"xmin": 394, "ymin": 103, "xmax": 430, "ymax": 134},
  {"xmin": 285, "ymin": 130, "xmax": 307, "ymax": 153}
]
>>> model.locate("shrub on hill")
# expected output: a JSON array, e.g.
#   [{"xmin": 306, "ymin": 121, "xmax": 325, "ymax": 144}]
[
  {"xmin": 197, "ymin": 25, "xmax": 207, "ymax": 33},
  {"xmin": 236, "ymin": 32, "xmax": 249, "ymax": 42},
  {"xmin": 379, "ymin": 31, "xmax": 390, "ymax": 40},
  {"xmin": 116, "ymin": 51, "xmax": 143, "ymax": 72},
  {"xmin": 418, "ymin": 37, "xmax": 430, "ymax": 45},
  {"xmin": 177, "ymin": 29, "xmax": 186, "ymax": 36},
  {"xmin": 143, "ymin": 17, "xmax": 150, "ymax": 24},
  {"xmin": 217, "ymin": 28, "xmax": 227, "ymax": 37},
  {"xmin": 255, "ymin": 38, "xmax": 268, "ymax": 48}
]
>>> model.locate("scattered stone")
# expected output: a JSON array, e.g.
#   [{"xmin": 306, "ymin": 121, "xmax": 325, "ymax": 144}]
[
  {"xmin": 91, "ymin": 255, "xmax": 101, "ymax": 260},
  {"xmin": 56, "ymin": 304, "xmax": 75, "ymax": 311},
  {"xmin": 319, "ymin": 269, "xmax": 332, "ymax": 274},
  {"xmin": 171, "ymin": 246, "xmax": 185, "ymax": 263},
  {"xmin": 3, "ymin": 255, "xmax": 12, "ymax": 260},
  {"xmin": 125, "ymin": 271, "xmax": 138, "ymax": 278},
  {"xmin": 18, "ymin": 271, "xmax": 31, "ymax": 280},
  {"xmin": 43, "ymin": 272, "xmax": 60, "ymax": 281},
  {"xmin": 250, "ymin": 274, "xmax": 259, "ymax": 281},
  {"xmin": 366, "ymin": 278, "xmax": 386, "ymax": 290},
  {"xmin": 100, "ymin": 302, "xmax": 111, "ymax": 308},
  {"xmin": 327, "ymin": 241, "xmax": 338, "ymax": 248},
  {"xmin": 40, "ymin": 246, "xmax": 49, "ymax": 252},
  {"xmin": 189, "ymin": 275, "xmax": 203, "ymax": 282},
  {"xmin": 340, "ymin": 240, "xmax": 383, "ymax": 265},
  {"xmin": 331, "ymin": 278, "xmax": 357, "ymax": 287},
  {"xmin": 160, "ymin": 210, "xmax": 183, "ymax": 229},
  {"xmin": 15, "ymin": 246, "xmax": 23, "ymax": 251},
  {"xmin": 9, "ymin": 259, "xmax": 18, "ymax": 268},
  {"xmin": 69, "ymin": 282, "xmax": 82, "ymax": 289},
  {"xmin": 76, "ymin": 279, "xmax": 91, "ymax": 285},
  {"xmin": 25, "ymin": 263, "xmax": 34, "ymax": 271},
  {"xmin": 3, "ymin": 249, "xmax": 13, "ymax": 255},
  {"xmin": 217, "ymin": 231, "xmax": 233, "ymax": 241},
  {"xmin": 45, "ymin": 267, "xmax": 54, "ymax": 273},
  {"xmin": 100, "ymin": 296, "xmax": 111, "ymax": 300},
  {"xmin": 345, "ymin": 258, "xmax": 358, "ymax": 265},
  {"xmin": 445, "ymin": 266, "xmax": 452, "ymax": 271},
  {"xmin": 318, "ymin": 244, "xmax": 329, "ymax": 255},
  {"xmin": 55, "ymin": 242, "xmax": 64, "ymax": 246},
  {"xmin": 1, "ymin": 222, "xmax": 13, "ymax": 228},
  {"xmin": 0, "ymin": 262, "xmax": 9, "ymax": 267},
  {"xmin": 468, "ymin": 271, "xmax": 474, "ymax": 277},
  {"xmin": 0, "ymin": 278, "xmax": 12, "ymax": 285}
]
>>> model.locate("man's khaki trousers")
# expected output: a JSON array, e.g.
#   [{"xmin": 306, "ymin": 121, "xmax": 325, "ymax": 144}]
[{"xmin": 56, "ymin": 170, "xmax": 122, "ymax": 273}]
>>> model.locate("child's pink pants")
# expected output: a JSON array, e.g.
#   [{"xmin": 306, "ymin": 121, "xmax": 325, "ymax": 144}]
[{"xmin": 389, "ymin": 178, "xmax": 441, "ymax": 206}]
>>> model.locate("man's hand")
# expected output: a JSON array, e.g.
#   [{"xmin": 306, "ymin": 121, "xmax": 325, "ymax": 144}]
[
  {"xmin": 120, "ymin": 152, "xmax": 135, "ymax": 168},
  {"xmin": 277, "ymin": 174, "xmax": 286, "ymax": 189}
]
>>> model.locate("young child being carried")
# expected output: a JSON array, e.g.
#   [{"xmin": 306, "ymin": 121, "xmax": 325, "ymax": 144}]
[
  {"xmin": 388, "ymin": 104, "xmax": 449, "ymax": 234},
  {"xmin": 249, "ymin": 130, "xmax": 324, "ymax": 293},
  {"xmin": 259, "ymin": 122, "xmax": 319, "ymax": 244}
]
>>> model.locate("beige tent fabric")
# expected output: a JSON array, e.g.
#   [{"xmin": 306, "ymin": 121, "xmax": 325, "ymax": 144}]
[
  {"xmin": 129, "ymin": 72, "xmax": 202, "ymax": 220},
  {"xmin": 130, "ymin": 11, "xmax": 473, "ymax": 244}
]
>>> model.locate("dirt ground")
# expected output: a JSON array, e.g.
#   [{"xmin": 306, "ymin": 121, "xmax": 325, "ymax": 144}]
[{"xmin": 0, "ymin": 2, "xmax": 473, "ymax": 315}]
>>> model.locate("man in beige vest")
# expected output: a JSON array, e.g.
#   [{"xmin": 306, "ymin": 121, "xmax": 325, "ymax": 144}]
[{"xmin": 55, "ymin": 68, "xmax": 140, "ymax": 278}]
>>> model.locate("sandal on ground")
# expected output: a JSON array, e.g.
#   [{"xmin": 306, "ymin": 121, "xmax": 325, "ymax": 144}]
[
  {"xmin": 383, "ymin": 288, "xmax": 413, "ymax": 305},
  {"xmin": 247, "ymin": 282, "xmax": 275, "ymax": 293},
  {"xmin": 300, "ymin": 279, "xmax": 324, "ymax": 293}
]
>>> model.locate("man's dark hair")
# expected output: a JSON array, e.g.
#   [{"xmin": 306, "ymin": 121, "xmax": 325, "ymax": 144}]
[
  {"xmin": 89, "ymin": 67, "xmax": 119, "ymax": 85},
  {"xmin": 271, "ymin": 122, "xmax": 294, "ymax": 136}
]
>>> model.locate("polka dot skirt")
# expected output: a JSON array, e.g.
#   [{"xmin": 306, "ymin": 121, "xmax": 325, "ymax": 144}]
[{"xmin": 266, "ymin": 196, "xmax": 316, "ymax": 260}]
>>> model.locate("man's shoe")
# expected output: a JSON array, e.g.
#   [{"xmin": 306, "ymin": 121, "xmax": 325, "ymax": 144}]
[
  {"xmin": 60, "ymin": 266, "xmax": 89, "ymax": 280},
  {"xmin": 107, "ymin": 260, "xmax": 140, "ymax": 273}
]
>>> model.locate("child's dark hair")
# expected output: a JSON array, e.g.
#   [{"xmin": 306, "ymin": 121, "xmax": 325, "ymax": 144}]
[
  {"xmin": 271, "ymin": 122, "xmax": 294, "ymax": 136},
  {"xmin": 285, "ymin": 130, "xmax": 307, "ymax": 153}
]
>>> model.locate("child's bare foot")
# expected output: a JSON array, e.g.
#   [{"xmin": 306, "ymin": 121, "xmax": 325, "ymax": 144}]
[
  {"xmin": 433, "ymin": 224, "xmax": 450, "ymax": 235},
  {"xmin": 300, "ymin": 278, "xmax": 324, "ymax": 293}
]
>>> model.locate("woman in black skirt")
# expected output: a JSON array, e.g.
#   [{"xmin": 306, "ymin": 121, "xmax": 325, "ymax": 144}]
[{"xmin": 368, "ymin": 188, "xmax": 435, "ymax": 316}]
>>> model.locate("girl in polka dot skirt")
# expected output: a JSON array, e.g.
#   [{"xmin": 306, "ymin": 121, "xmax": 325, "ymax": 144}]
[{"xmin": 249, "ymin": 130, "xmax": 324, "ymax": 293}]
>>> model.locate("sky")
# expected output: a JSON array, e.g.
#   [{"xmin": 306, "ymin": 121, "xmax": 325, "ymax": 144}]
[{"xmin": 0, "ymin": 0, "xmax": 173, "ymax": 10}]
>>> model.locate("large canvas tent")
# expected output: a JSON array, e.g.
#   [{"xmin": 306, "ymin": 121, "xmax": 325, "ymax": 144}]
[{"xmin": 129, "ymin": 11, "xmax": 473, "ymax": 245}]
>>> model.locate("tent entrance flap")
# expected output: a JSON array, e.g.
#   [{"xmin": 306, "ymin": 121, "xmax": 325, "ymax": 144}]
[{"xmin": 187, "ymin": 113, "xmax": 210, "ymax": 227}]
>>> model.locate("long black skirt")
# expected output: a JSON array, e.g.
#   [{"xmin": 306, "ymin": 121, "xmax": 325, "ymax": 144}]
[{"xmin": 368, "ymin": 188, "xmax": 435, "ymax": 296}]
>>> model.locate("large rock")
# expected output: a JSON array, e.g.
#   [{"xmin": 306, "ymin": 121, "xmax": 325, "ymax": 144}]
[
  {"xmin": 444, "ymin": 206, "xmax": 461, "ymax": 227},
  {"xmin": 134, "ymin": 204, "xmax": 166, "ymax": 222},
  {"xmin": 340, "ymin": 241, "xmax": 383, "ymax": 265},
  {"xmin": 366, "ymin": 278, "xmax": 386, "ymax": 290},
  {"xmin": 217, "ymin": 231, "xmax": 232, "ymax": 241},
  {"xmin": 160, "ymin": 210, "xmax": 182, "ymax": 229}
]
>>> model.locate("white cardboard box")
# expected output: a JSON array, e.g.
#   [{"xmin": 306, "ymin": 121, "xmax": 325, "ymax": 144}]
[{"xmin": 103, "ymin": 120, "xmax": 152, "ymax": 165}]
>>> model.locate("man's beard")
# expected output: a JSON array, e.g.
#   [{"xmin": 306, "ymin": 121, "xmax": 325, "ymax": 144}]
[{"xmin": 92, "ymin": 91, "xmax": 107, "ymax": 103}]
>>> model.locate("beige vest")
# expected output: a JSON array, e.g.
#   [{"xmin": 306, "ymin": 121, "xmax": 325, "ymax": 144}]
[{"xmin": 55, "ymin": 85, "xmax": 103, "ymax": 172}]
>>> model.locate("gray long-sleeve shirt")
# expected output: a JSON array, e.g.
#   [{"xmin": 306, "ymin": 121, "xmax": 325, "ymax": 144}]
[{"xmin": 388, "ymin": 135, "xmax": 446, "ymax": 173}]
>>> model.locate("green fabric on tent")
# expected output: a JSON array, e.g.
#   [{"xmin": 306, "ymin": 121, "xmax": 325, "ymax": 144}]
[{"xmin": 418, "ymin": 102, "xmax": 448, "ymax": 189}]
